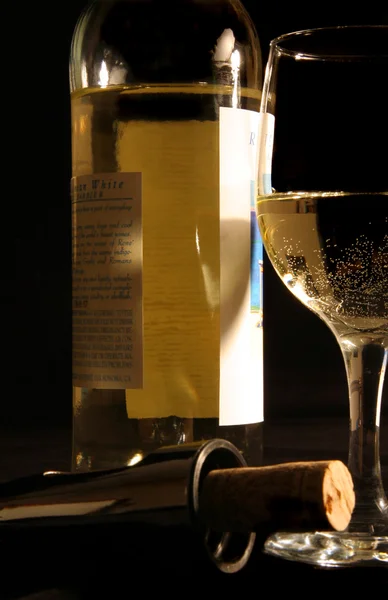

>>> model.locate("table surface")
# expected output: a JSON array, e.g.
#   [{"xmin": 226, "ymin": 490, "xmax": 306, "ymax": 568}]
[{"xmin": 1, "ymin": 418, "xmax": 387, "ymax": 598}]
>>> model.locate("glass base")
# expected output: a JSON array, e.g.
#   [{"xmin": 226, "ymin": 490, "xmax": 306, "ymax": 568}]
[{"xmin": 264, "ymin": 531, "xmax": 388, "ymax": 567}]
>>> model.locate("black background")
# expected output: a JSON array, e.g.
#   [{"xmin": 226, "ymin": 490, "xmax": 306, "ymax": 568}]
[{"xmin": 2, "ymin": 1, "xmax": 387, "ymax": 435}]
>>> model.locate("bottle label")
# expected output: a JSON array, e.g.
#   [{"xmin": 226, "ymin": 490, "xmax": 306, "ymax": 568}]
[
  {"xmin": 219, "ymin": 107, "xmax": 263, "ymax": 425},
  {"xmin": 71, "ymin": 173, "xmax": 143, "ymax": 389},
  {"xmin": 258, "ymin": 113, "xmax": 275, "ymax": 195}
]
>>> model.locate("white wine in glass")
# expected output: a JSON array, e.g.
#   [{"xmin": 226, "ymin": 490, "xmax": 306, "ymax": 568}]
[{"xmin": 257, "ymin": 26, "xmax": 387, "ymax": 566}]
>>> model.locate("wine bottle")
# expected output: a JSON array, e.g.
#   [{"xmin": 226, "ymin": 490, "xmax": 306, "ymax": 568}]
[{"xmin": 69, "ymin": 0, "xmax": 264, "ymax": 471}]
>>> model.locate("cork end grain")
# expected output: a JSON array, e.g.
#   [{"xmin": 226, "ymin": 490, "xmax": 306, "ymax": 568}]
[{"xmin": 322, "ymin": 460, "xmax": 355, "ymax": 531}]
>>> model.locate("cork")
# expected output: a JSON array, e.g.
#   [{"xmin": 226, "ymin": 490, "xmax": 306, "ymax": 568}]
[{"xmin": 199, "ymin": 460, "xmax": 355, "ymax": 534}]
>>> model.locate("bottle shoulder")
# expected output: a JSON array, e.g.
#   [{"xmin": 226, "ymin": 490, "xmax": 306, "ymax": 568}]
[{"xmin": 70, "ymin": 0, "xmax": 262, "ymax": 93}]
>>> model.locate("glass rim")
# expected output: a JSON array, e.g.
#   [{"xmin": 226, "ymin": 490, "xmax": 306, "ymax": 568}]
[{"xmin": 270, "ymin": 25, "xmax": 388, "ymax": 60}]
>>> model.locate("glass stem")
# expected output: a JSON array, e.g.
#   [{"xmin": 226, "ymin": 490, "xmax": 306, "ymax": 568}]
[{"xmin": 339, "ymin": 336, "xmax": 388, "ymax": 534}]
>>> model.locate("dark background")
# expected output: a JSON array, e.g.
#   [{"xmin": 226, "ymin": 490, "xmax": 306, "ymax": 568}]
[{"xmin": 1, "ymin": 2, "xmax": 387, "ymax": 472}]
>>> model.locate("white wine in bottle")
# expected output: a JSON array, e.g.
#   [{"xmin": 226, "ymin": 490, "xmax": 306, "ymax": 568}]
[{"xmin": 70, "ymin": 0, "xmax": 264, "ymax": 471}]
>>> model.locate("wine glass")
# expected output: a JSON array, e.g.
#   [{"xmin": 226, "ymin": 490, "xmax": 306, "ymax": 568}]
[{"xmin": 256, "ymin": 25, "xmax": 388, "ymax": 566}]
